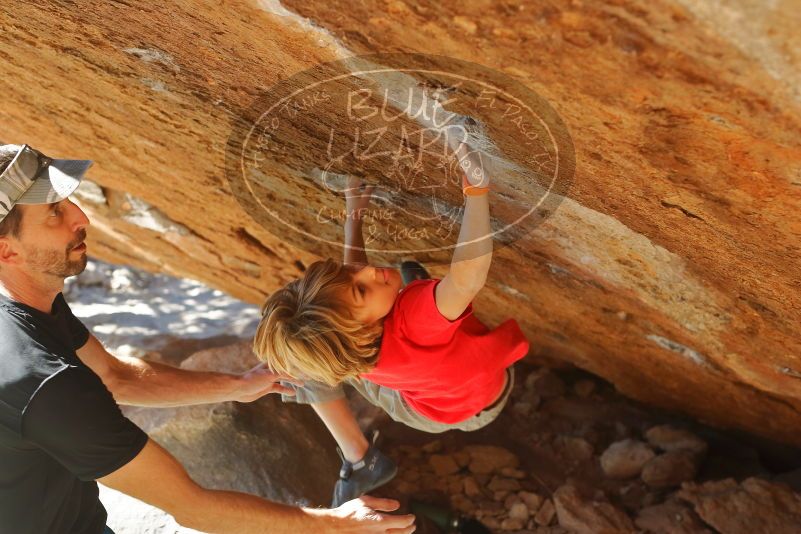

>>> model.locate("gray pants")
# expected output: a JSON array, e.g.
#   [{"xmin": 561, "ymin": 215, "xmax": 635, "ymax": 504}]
[{"xmin": 281, "ymin": 366, "xmax": 515, "ymax": 433}]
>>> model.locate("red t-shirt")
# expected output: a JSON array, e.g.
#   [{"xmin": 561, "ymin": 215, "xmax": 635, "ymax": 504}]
[{"xmin": 360, "ymin": 279, "xmax": 530, "ymax": 424}]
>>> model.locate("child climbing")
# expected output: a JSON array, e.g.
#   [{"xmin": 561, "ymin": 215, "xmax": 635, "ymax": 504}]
[{"xmin": 253, "ymin": 118, "xmax": 530, "ymax": 507}]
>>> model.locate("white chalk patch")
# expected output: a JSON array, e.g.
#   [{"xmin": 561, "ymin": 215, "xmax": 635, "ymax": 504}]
[
  {"xmin": 73, "ymin": 179, "xmax": 107, "ymax": 205},
  {"xmin": 497, "ymin": 283, "xmax": 531, "ymax": 301},
  {"xmin": 117, "ymin": 193, "xmax": 191, "ymax": 235},
  {"xmin": 256, "ymin": 0, "xmax": 353, "ymax": 59},
  {"xmin": 530, "ymin": 197, "xmax": 731, "ymax": 341},
  {"xmin": 122, "ymin": 47, "xmax": 181, "ymax": 72},
  {"xmin": 646, "ymin": 334, "xmax": 709, "ymax": 367},
  {"xmin": 139, "ymin": 77, "xmax": 169, "ymax": 93}
]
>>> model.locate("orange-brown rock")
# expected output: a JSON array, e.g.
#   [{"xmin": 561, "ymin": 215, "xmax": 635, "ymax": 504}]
[{"xmin": 2, "ymin": 1, "xmax": 801, "ymax": 448}]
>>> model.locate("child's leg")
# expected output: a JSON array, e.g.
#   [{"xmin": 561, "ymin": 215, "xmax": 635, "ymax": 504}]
[
  {"xmin": 280, "ymin": 378, "xmax": 366, "ymax": 459},
  {"xmin": 316, "ymin": 391, "xmax": 397, "ymax": 508},
  {"xmin": 311, "ymin": 397, "xmax": 369, "ymax": 463},
  {"xmin": 282, "ymin": 379, "xmax": 397, "ymax": 506}
]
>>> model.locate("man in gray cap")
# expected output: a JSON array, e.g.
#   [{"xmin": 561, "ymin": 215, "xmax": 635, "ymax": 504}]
[{"xmin": 0, "ymin": 144, "xmax": 415, "ymax": 534}]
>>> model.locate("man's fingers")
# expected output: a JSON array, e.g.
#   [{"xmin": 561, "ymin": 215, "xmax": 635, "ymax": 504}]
[
  {"xmin": 277, "ymin": 376, "xmax": 304, "ymax": 387},
  {"xmin": 357, "ymin": 495, "xmax": 400, "ymax": 512},
  {"xmin": 258, "ymin": 369, "xmax": 302, "ymax": 385},
  {"xmin": 386, "ymin": 527, "xmax": 416, "ymax": 534},
  {"xmin": 254, "ymin": 383, "xmax": 296, "ymax": 396},
  {"xmin": 237, "ymin": 386, "xmax": 294, "ymax": 403},
  {"xmin": 379, "ymin": 513, "xmax": 416, "ymax": 530},
  {"xmin": 246, "ymin": 367, "xmax": 304, "ymax": 387}
]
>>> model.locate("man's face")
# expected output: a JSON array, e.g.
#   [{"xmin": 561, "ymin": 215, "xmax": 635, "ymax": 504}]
[
  {"xmin": 340, "ymin": 263, "xmax": 403, "ymax": 325},
  {"xmin": 12, "ymin": 198, "xmax": 90, "ymax": 279}
]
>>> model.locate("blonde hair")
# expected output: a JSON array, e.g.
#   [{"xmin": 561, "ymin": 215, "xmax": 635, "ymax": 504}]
[{"xmin": 253, "ymin": 258, "xmax": 383, "ymax": 386}]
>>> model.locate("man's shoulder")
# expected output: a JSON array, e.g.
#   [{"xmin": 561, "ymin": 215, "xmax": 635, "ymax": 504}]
[
  {"xmin": 0, "ymin": 337, "xmax": 70, "ymax": 438},
  {"xmin": 0, "ymin": 297, "xmax": 42, "ymax": 336},
  {"xmin": 0, "ymin": 303, "xmax": 56, "ymax": 358},
  {"xmin": 0, "ymin": 306, "xmax": 71, "ymax": 400},
  {"xmin": 16, "ymin": 364, "xmax": 115, "ymax": 436},
  {"xmin": 0, "ymin": 297, "xmax": 30, "ymax": 323},
  {"xmin": 0, "ymin": 291, "xmax": 88, "ymax": 353},
  {"xmin": 0, "ymin": 298, "xmax": 88, "ymax": 438},
  {"xmin": 28, "ymin": 366, "xmax": 108, "ymax": 408}
]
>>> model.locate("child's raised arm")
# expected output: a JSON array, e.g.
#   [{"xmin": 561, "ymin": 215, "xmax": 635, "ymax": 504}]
[
  {"xmin": 343, "ymin": 176, "xmax": 375, "ymax": 266},
  {"xmin": 435, "ymin": 128, "xmax": 493, "ymax": 320}
]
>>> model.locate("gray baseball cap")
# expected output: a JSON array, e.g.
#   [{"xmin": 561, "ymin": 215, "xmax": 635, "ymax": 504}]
[{"xmin": 0, "ymin": 144, "xmax": 93, "ymax": 224}]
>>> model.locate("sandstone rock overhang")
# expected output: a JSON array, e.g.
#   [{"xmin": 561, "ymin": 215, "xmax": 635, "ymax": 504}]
[{"xmin": 1, "ymin": 0, "xmax": 800, "ymax": 446}]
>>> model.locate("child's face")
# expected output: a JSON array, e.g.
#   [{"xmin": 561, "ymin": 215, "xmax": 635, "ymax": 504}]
[{"xmin": 341, "ymin": 263, "xmax": 403, "ymax": 325}]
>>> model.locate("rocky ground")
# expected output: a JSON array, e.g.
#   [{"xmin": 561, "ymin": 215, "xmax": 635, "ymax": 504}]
[{"xmin": 366, "ymin": 364, "xmax": 801, "ymax": 533}]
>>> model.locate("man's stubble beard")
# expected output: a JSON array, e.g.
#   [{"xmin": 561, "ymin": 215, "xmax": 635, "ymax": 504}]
[
  {"xmin": 25, "ymin": 229, "xmax": 88, "ymax": 279},
  {"xmin": 27, "ymin": 246, "xmax": 88, "ymax": 279}
]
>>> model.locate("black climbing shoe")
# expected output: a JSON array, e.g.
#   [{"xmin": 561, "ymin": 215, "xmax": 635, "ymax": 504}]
[
  {"xmin": 400, "ymin": 260, "xmax": 431, "ymax": 286},
  {"xmin": 331, "ymin": 432, "xmax": 398, "ymax": 508}
]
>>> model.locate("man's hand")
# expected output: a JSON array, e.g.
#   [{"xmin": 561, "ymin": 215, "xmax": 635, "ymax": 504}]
[
  {"xmin": 229, "ymin": 363, "xmax": 303, "ymax": 403},
  {"xmin": 329, "ymin": 496, "xmax": 416, "ymax": 533}
]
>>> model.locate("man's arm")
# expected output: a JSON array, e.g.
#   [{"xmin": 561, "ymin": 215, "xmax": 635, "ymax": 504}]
[
  {"xmin": 435, "ymin": 133, "xmax": 493, "ymax": 320},
  {"xmin": 99, "ymin": 439, "xmax": 416, "ymax": 534},
  {"xmin": 76, "ymin": 334, "xmax": 297, "ymax": 407}
]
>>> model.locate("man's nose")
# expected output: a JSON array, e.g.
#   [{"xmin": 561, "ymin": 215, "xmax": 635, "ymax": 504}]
[{"xmin": 67, "ymin": 199, "xmax": 90, "ymax": 231}]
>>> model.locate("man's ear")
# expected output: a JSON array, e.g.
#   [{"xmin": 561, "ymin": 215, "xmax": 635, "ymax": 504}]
[{"xmin": 0, "ymin": 237, "xmax": 20, "ymax": 266}]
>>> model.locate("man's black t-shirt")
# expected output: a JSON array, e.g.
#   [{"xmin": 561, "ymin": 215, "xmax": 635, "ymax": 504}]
[{"xmin": 0, "ymin": 292, "xmax": 148, "ymax": 534}]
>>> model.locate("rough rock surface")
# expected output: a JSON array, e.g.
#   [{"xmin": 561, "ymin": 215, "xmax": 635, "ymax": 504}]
[
  {"xmin": 553, "ymin": 484, "xmax": 636, "ymax": 533},
  {"xmin": 600, "ymin": 439, "xmax": 657, "ymax": 479},
  {"xmin": 635, "ymin": 498, "xmax": 713, "ymax": 534},
  {"xmin": 3, "ymin": 1, "xmax": 801, "ymax": 447},
  {"xmin": 676, "ymin": 477, "xmax": 801, "ymax": 534},
  {"xmin": 121, "ymin": 342, "xmax": 340, "ymax": 506},
  {"xmin": 641, "ymin": 450, "xmax": 702, "ymax": 489},
  {"xmin": 646, "ymin": 425, "xmax": 709, "ymax": 455}
]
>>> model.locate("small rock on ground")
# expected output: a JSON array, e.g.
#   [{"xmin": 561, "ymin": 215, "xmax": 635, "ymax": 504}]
[
  {"xmin": 642, "ymin": 450, "xmax": 702, "ymax": 489},
  {"xmin": 553, "ymin": 484, "xmax": 636, "ymax": 534},
  {"xmin": 645, "ymin": 425, "xmax": 708, "ymax": 455},
  {"xmin": 601, "ymin": 439, "xmax": 657, "ymax": 479}
]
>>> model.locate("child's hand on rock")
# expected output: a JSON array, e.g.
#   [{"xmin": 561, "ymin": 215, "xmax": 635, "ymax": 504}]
[{"xmin": 443, "ymin": 122, "xmax": 490, "ymax": 194}]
